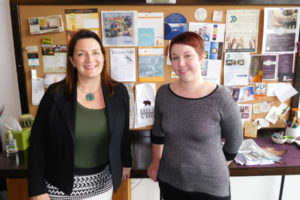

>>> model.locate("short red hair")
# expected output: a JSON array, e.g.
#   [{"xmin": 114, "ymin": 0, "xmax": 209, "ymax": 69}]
[{"xmin": 169, "ymin": 31, "xmax": 205, "ymax": 60}]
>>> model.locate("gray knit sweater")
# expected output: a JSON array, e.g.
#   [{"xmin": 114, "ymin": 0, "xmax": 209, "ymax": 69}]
[{"xmin": 151, "ymin": 84, "xmax": 243, "ymax": 197}]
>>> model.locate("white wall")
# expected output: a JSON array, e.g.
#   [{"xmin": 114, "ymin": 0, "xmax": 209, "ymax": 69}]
[
  {"xmin": 282, "ymin": 175, "xmax": 300, "ymax": 200},
  {"xmin": 231, "ymin": 176, "xmax": 281, "ymax": 200},
  {"xmin": 0, "ymin": 0, "xmax": 21, "ymax": 151},
  {"xmin": 131, "ymin": 179, "xmax": 160, "ymax": 200},
  {"xmin": 0, "ymin": 0, "xmax": 299, "ymax": 199}
]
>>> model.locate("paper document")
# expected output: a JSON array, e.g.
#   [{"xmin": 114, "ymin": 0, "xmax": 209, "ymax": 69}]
[
  {"xmin": 44, "ymin": 74, "xmax": 66, "ymax": 88},
  {"xmin": 267, "ymin": 83, "xmax": 287, "ymax": 96},
  {"xmin": 262, "ymin": 7, "xmax": 300, "ymax": 53},
  {"xmin": 101, "ymin": 11, "xmax": 137, "ymax": 46},
  {"xmin": 137, "ymin": 12, "xmax": 164, "ymax": 47},
  {"xmin": 32, "ymin": 78, "xmax": 45, "ymax": 106},
  {"xmin": 138, "ymin": 48, "xmax": 164, "ymax": 82},
  {"xmin": 274, "ymin": 83, "xmax": 298, "ymax": 102},
  {"xmin": 225, "ymin": 10, "xmax": 260, "ymax": 52},
  {"xmin": 110, "ymin": 48, "xmax": 136, "ymax": 82},
  {"xmin": 65, "ymin": 9, "xmax": 100, "ymax": 42},
  {"xmin": 224, "ymin": 53, "xmax": 250, "ymax": 86},
  {"xmin": 201, "ymin": 60, "xmax": 222, "ymax": 84},
  {"xmin": 42, "ymin": 44, "xmax": 67, "ymax": 73},
  {"xmin": 29, "ymin": 15, "xmax": 64, "ymax": 34}
]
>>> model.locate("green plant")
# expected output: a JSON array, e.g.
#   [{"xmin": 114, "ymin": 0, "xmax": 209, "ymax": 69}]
[{"xmin": 19, "ymin": 114, "xmax": 35, "ymax": 128}]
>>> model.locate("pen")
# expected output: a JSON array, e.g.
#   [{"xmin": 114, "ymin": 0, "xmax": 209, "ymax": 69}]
[{"xmin": 290, "ymin": 108, "xmax": 300, "ymax": 128}]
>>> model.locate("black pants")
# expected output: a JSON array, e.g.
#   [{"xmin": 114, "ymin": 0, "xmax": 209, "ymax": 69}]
[{"xmin": 158, "ymin": 180, "xmax": 231, "ymax": 200}]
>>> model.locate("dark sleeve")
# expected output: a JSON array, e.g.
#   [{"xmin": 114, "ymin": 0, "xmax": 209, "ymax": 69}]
[
  {"xmin": 120, "ymin": 85, "xmax": 132, "ymax": 167},
  {"xmin": 151, "ymin": 88, "xmax": 165, "ymax": 144},
  {"xmin": 221, "ymin": 90, "xmax": 243, "ymax": 161},
  {"xmin": 28, "ymin": 87, "xmax": 53, "ymax": 197}
]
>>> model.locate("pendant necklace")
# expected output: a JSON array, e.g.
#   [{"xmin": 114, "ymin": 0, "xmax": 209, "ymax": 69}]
[{"xmin": 77, "ymin": 86, "xmax": 101, "ymax": 101}]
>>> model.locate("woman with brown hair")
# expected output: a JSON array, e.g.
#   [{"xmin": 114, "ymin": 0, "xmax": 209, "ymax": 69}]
[{"xmin": 28, "ymin": 30, "xmax": 131, "ymax": 200}]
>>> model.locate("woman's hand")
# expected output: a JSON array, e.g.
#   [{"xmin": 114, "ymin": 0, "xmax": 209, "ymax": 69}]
[
  {"xmin": 147, "ymin": 161, "xmax": 160, "ymax": 182},
  {"xmin": 227, "ymin": 160, "xmax": 233, "ymax": 166},
  {"xmin": 148, "ymin": 144, "xmax": 163, "ymax": 182},
  {"xmin": 122, "ymin": 167, "xmax": 131, "ymax": 180},
  {"xmin": 30, "ymin": 193, "xmax": 50, "ymax": 200}
]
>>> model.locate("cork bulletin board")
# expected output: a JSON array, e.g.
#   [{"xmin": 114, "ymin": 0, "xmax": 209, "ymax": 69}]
[{"xmin": 18, "ymin": 4, "xmax": 299, "ymax": 128}]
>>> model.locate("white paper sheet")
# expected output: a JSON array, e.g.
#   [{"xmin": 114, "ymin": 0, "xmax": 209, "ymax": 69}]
[
  {"xmin": 274, "ymin": 83, "xmax": 298, "ymax": 102},
  {"xmin": 202, "ymin": 60, "xmax": 222, "ymax": 84},
  {"xmin": 213, "ymin": 10, "xmax": 223, "ymax": 22},
  {"xmin": 267, "ymin": 83, "xmax": 287, "ymax": 96},
  {"xmin": 224, "ymin": 53, "xmax": 250, "ymax": 86},
  {"xmin": 32, "ymin": 78, "xmax": 45, "ymax": 105},
  {"xmin": 255, "ymin": 119, "xmax": 270, "ymax": 129},
  {"xmin": 110, "ymin": 48, "xmax": 136, "ymax": 82},
  {"xmin": 44, "ymin": 73, "xmax": 66, "ymax": 88},
  {"xmin": 265, "ymin": 106, "xmax": 279, "ymax": 124}
]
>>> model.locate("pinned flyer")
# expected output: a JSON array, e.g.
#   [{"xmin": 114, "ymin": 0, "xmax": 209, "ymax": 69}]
[
  {"xmin": 265, "ymin": 106, "xmax": 279, "ymax": 124},
  {"xmin": 28, "ymin": 53, "xmax": 40, "ymax": 67},
  {"xmin": 213, "ymin": 10, "xmax": 223, "ymax": 22},
  {"xmin": 274, "ymin": 83, "xmax": 298, "ymax": 102},
  {"xmin": 253, "ymin": 101, "xmax": 271, "ymax": 114},
  {"xmin": 138, "ymin": 48, "xmax": 164, "ymax": 82},
  {"xmin": 44, "ymin": 74, "xmax": 66, "ymax": 88},
  {"xmin": 164, "ymin": 13, "xmax": 187, "ymax": 40},
  {"xmin": 25, "ymin": 46, "xmax": 38, "ymax": 52},
  {"xmin": 255, "ymin": 119, "xmax": 270, "ymax": 129},
  {"xmin": 32, "ymin": 78, "xmax": 44, "ymax": 106},
  {"xmin": 29, "ymin": 15, "xmax": 64, "ymax": 34}
]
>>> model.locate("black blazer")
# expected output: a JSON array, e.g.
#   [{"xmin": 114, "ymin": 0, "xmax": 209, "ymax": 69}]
[{"xmin": 28, "ymin": 80, "xmax": 132, "ymax": 197}]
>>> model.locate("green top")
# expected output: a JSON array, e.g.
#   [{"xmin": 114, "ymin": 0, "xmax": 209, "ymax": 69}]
[{"xmin": 74, "ymin": 102, "xmax": 109, "ymax": 169}]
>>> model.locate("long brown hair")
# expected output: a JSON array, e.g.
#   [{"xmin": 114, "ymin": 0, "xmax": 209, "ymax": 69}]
[
  {"xmin": 64, "ymin": 29, "xmax": 118, "ymax": 98},
  {"xmin": 169, "ymin": 31, "xmax": 205, "ymax": 61}
]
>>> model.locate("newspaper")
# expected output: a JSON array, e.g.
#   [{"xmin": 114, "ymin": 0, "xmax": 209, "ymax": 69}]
[{"xmin": 235, "ymin": 139, "xmax": 281, "ymax": 165}]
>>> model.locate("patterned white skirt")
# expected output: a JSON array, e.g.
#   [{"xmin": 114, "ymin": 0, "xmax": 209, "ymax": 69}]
[{"xmin": 46, "ymin": 165, "xmax": 112, "ymax": 200}]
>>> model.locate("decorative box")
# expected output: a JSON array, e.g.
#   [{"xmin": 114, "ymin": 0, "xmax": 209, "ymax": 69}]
[{"xmin": 5, "ymin": 127, "xmax": 31, "ymax": 151}]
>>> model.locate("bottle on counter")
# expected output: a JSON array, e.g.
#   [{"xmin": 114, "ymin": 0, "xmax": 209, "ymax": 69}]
[{"xmin": 5, "ymin": 130, "xmax": 18, "ymax": 156}]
